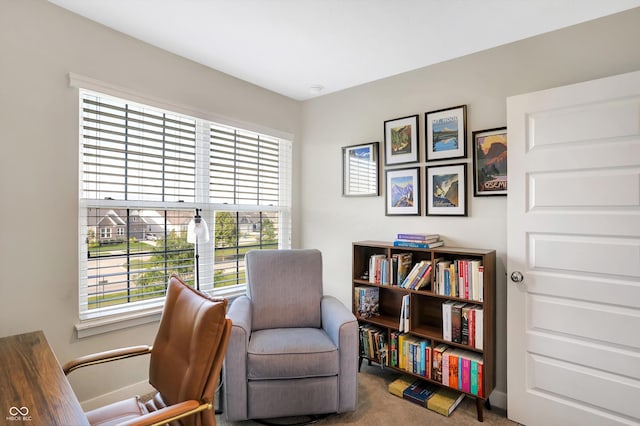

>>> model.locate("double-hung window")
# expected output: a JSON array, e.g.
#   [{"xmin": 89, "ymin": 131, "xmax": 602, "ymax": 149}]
[{"xmin": 78, "ymin": 89, "xmax": 291, "ymax": 324}]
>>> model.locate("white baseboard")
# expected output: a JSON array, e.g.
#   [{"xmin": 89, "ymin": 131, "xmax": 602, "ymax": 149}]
[
  {"xmin": 80, "ymin": 380, "xmax": 155, "ymax": 411},
  {"xmin": 489, "ymin": 389, "xmax": 507, "ymax": 411}
]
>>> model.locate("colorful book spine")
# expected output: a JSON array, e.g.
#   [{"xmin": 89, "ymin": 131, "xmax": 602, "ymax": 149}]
[
  {"xmin": 442, "ymin": 347, "xmax": 450, "ymax": 386},
  {"xmin": 461, "ymin": 357, "xmax": 471, "ymax": 393},
  {"xmin": 442, "ymin": 300, "xmax": 453, "ymax": 341},
  {"xmin": 431, "ymin": 343, "xmax": 448, "ymax": 383},
  {"xmin": 451, "ymin": 302, "xmax": 465, "ymax": 343},
  {"xmin": 461, "ymin": 305, "xmax": 470, "ymax": 345},
  {"xmin": 475, "ymin": 307, "xmax": 483, "ymax": 350},
  {"xmin": 448, "ymin": 349, "xmax": 459, "ymax": 389}
]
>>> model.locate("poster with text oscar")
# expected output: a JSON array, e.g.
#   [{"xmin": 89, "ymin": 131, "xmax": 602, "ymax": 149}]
[
  {"xmin": 473, "ymin": 127, "xmax": 507, "ymax": 196},
  {"xmin": 425, "ymin": 105, "xmax": 467, "ymax": 161}
]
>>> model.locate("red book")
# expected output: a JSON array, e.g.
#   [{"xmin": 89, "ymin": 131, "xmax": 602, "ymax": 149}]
[
  {"xmin": 469, "ymin": 307, "xmax": 475, "ymax": 348},
  {"xmin": 424, "ymin": 345, "xmax": 432, "ymax": 379}
]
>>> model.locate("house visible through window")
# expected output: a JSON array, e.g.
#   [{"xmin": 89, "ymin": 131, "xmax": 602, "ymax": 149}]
[{"xmin": 79, "ymin": 89, "xmax": 292, "ymax": 319}]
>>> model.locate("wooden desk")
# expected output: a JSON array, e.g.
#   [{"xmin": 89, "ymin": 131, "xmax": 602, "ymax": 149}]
[{"xmin": 0, "ymin": 330, "xmax": 89, "ymax": 425}]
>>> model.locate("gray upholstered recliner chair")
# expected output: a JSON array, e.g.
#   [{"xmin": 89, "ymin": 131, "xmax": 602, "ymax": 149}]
[{"xmin": 223, "ymin": 249, "xmax": 358, "ymax": 421}]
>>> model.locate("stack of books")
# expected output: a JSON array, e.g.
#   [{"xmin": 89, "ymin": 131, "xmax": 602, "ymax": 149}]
[
  {"xmin": 388, "ymin": 375, "xmax": 465, "ymax": 416},
  {"xmin": 393, "ymin": 233, "xmax": 444, "ymax": 249}
]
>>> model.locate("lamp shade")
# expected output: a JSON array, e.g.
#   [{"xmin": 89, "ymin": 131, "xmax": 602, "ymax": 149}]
[{"xmin": 187, "ymin": 214, "xmax": 210, "ymax": 243}]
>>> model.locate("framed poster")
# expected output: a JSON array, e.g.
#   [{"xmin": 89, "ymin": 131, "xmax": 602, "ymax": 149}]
[
  {"xmin": 426, "ymin": 163, "xmax": 467, "ymax": 216},
  {"xmin": 472, "ymin": 127, "xmax": 507, "ymax": 196},
  {"xmin": 385, "ymin": 167, "xmax": 420, "ymax": 216},
  {"xmin": 384, "ymin": 115, "xmax": 419, "ymax": 165},
  {"xmin": 425, "ymin": 105, "xmax": 467, "ymax": 161},
  {"xmin": 342, "ymin": 142, "xmax": 380, "ymax": 197}
]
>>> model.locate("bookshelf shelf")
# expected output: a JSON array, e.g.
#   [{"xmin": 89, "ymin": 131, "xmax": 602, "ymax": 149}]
[{"xmin": 352, "ymin": 241, "xmax": 496, "ymax": 422}]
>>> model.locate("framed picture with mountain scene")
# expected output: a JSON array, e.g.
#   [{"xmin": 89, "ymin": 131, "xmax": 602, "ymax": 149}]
[
  {"xmin": 425, "ymin": 105, "xmax": 467, "ymax": 161},
  {"xmin": 426, "ymin": 163, "xmax": 467, "ymax": 216},
  {"xmin": 384, "ymin": 115, "xmax": 419, "ymax": 165},
  {"xmin": 472, "ymin": 127, "xmax": 507, "ymax": 196},
  {"xmin": 385, "ymin": 167, "xmax": 420, "ymax": 216}
]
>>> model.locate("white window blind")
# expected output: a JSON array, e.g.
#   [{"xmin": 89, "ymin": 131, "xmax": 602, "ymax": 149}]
[
  {"xmin": 210, "ymin": 123, "xmax": 281, "ymax": 205},
  {"xmin": 81, "ymin": 93, "xmax": 197, "ymax": 202},
  {"xmin": 78, "ymin": 89, "xmax": 292, "ymax": 322}
]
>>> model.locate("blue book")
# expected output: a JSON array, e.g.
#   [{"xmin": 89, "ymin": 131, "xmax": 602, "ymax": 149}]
[
  {"xmin": 403, "ymin": 380, "xmax": 439, "ymax": 407},
  {"xmin": 394, "ymin": 240, "xmax": 444, "ymax": 249}
]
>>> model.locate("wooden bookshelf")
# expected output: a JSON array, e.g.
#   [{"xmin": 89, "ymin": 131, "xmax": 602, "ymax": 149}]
[{"xmin": 352, "ymin": 241, "xmax": 496, "ymax": 422}]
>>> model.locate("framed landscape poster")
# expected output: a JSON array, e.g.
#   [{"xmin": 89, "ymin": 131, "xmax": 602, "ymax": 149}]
[
  {"xmin": 342, "ymin": 142, "xmax": 380, "ymax": 197},
  {"xmin": 426, "ymin": 163, "xmax": 467, "ymax": 216},
  {"xmin": 384, "ymin": 114, "xmax": 419, "ymax": 165},
  {"xmin": 472, "ymin": 127, "xmax": 507, "ymax": 196},
  {"xmin": 385, "ymin": 167, "xmax": 420, "ymax": 216},
  {"xmin": 425, "ymin": 105, "xmax": 467, "ymax": 161}
]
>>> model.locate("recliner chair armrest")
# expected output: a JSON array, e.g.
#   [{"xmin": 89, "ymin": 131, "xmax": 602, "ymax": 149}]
[
  {"xmin": 321, "ymin": 295, "xmax": 359, "ymax": 413},
  {"xmin": 63, "ymin": 345, "xmax": 152, "ymax": 375},
  {"xmin": 226, "ymin": 295, "xmax": 252, "ymax": 344},
  {"xmin": 223, "ymin": 295, "xmax": 252, "ymax": 421},
  {"xmin": 321, "ymin": 295, "xmax": 357, "ymax": 347}
]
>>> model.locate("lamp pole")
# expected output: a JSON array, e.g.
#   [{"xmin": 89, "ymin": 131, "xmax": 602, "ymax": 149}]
[{"xmin": 187, "ymin": 208, "xmax": 209, "ymax": 291}]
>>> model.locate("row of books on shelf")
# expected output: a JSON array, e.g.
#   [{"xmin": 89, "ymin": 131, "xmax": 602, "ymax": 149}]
[
  {"xmin": 361, "ymin": 326, "xmax": 484, "ymax": 398},
  {"xmin": 388, "ymin": 375, "xmax": 465, "ymax": 417},
  {"xmin": 359, "ymin": 324, "xmax": 387, "ymax": 364},
  {"xmin": 442, "ymin": 301, "xmax": 483, "ymax": 349},
  {"xmin": 434, "ymin": 258, "xmax": 484, "ymax": 301},
  {"xmin": 368, "ymin": 253, "xmax": 412, "ymax": 286},
  {"xmin": 355, "ymin": 286, "xmax": 484, "ymax": 351},
  {"xmin": 394, "ymin": 233, "xmax": 444, "ymax": 249},
  {"xmin": 368, "ymin": 253, "xmax": 433, "ymax": 290},
  {"xmin": 432, "ymin": 343, "xmax": 484, "ymax": 397}
]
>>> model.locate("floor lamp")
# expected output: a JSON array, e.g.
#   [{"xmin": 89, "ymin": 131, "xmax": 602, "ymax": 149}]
[{"xmin": 187, "ymin": 208, "xmax": 209, "ymax": 291}]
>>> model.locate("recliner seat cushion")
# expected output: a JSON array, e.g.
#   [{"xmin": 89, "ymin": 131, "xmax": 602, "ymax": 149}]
[{"xmin": 248, "ymin": 328, "xmax": 338, "ymax": 380}]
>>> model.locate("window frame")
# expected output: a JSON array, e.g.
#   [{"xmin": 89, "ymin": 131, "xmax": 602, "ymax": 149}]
[{"xmin": 72, "ymin": 75, "xmax": 292, "ymax": 336}]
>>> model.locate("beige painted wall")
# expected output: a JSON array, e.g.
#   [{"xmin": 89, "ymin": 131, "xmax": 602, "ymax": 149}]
[
  {"xmin": 299, "ymin": 7, "xmax": 640, "ymax": 407},
  {"xmin": 0, "ymin": 0, "xmax": 300, "ymax": 404},
  {"xmin": 2, "ymin": 0, "xmax": 640, "ymax": 412}
]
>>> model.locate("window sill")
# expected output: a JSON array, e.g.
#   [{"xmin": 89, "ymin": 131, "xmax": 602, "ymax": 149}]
[
  {"xmin": 74, "ymin": 287, "xmax": 245, "ymax": 338},
  {"xmin": 75, "ymin": 305, "xmax": 163, "ymax": 339}
]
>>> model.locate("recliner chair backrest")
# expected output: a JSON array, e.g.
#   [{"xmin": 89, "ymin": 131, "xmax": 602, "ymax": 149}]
[{"xmin": 246, "ymin": 249, "xmax": 323, "ymax": 330}]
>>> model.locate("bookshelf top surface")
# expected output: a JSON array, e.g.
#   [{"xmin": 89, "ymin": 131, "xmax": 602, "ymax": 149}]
[{"xmin": 353, "ymin": 241, "xmax": 495, "ymax": 256}]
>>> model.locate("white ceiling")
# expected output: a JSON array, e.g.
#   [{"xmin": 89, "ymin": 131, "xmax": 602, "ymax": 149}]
[{"xmin": 49, "ymin": 0, "xmax": 640, "ymax": 101}]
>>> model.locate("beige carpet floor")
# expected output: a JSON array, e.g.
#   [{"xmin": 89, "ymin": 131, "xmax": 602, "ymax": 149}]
[{"xmin": 215, "ymin": 363, "xmax": 520, "ymax": 426}]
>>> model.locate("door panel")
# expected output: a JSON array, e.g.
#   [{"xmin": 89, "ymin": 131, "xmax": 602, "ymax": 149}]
[{"xmin": 507, "ymin": 70, "xmax": 640, "ymax": 425}]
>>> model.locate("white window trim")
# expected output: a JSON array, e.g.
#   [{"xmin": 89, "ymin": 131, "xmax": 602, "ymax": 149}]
[{"xmin": 72, "ymin": 74, "xmax": 293, "ymax": 337}]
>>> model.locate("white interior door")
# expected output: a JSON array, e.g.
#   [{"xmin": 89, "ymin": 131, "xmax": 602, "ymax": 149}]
[{"xmin": 506, "ymin": 70, "xmax": 640, "ymax": 425}]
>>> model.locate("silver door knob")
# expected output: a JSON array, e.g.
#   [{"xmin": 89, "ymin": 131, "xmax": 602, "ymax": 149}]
[{"xmin": 510, "ymin": 271, "xmax": 524, "ymax": 283}]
